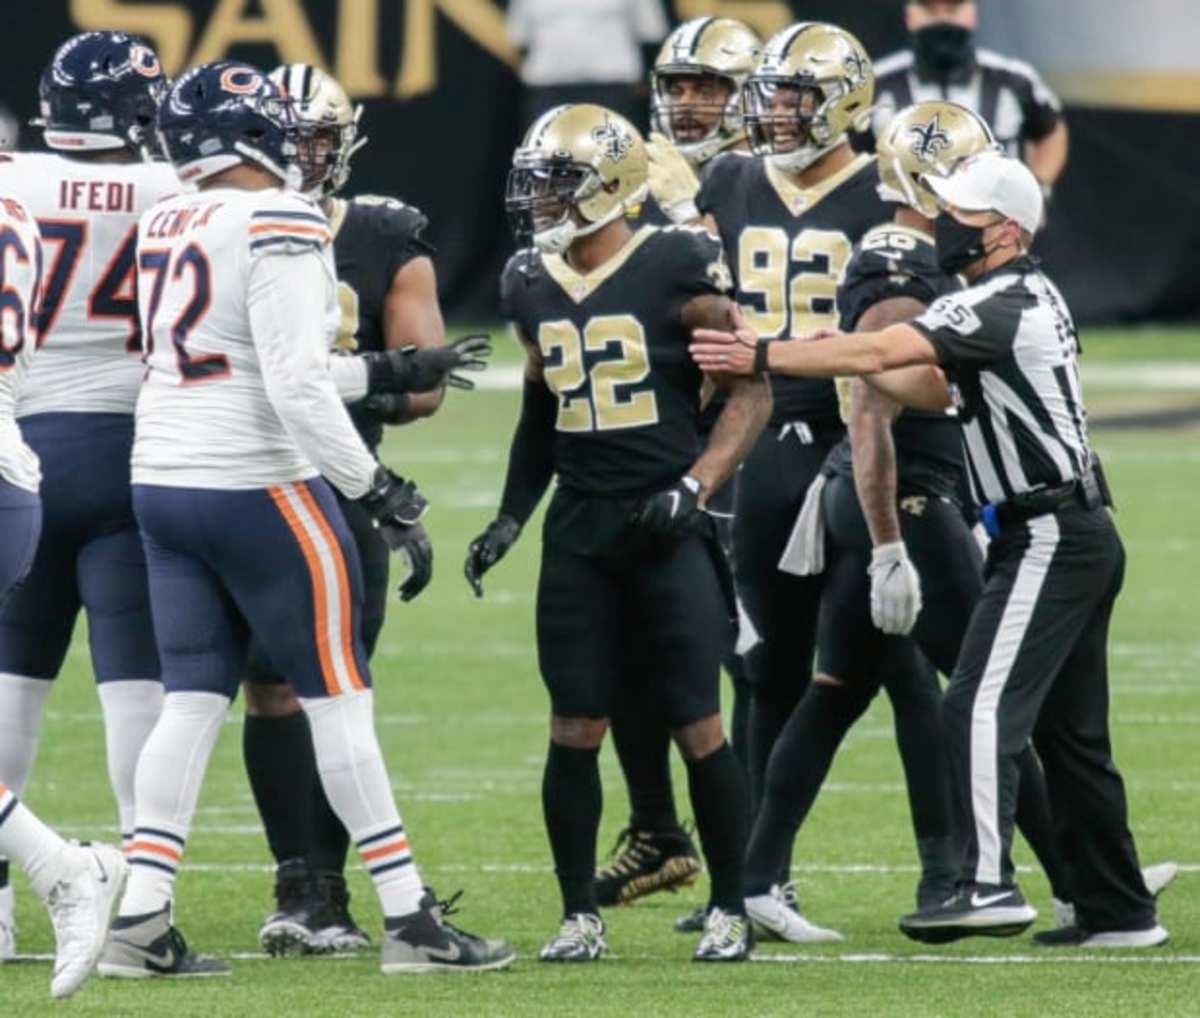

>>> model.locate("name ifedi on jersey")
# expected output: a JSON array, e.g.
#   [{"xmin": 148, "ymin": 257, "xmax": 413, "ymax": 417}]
[{"xmin": 58, "ymin": 179, "xmax": 137, "ymax": 213}]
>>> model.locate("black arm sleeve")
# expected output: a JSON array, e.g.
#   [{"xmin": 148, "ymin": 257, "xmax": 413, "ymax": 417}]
[{"xmin": 498, "ymin": 377, "xmax": 557, "ymax": 526}]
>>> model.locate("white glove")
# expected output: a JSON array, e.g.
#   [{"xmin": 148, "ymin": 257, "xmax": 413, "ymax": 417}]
[
  {"xmin": 646, "ymin": 132, "xmax": 701, "ymax": 223},
  {"xmin": 868, "ymin": 541, "xmax": 923, "ymax": 635}
]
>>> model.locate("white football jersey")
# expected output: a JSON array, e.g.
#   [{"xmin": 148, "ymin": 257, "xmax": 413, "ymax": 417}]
[
  {"xmin": 0, "ymin": 195, "xmax": 44, "ymax": 491},
  {"xmin": 0, "ymin": 152, "xmax": 179, "ymax": 416},
  {"xmin": 132, "ymin": 186, "xmax": 375, "ymax": 495}
]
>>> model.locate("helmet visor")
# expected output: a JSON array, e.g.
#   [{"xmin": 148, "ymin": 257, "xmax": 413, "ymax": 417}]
[{"xmin": 505, "ymin": 158, "xmax": 589, "ymax": 245}]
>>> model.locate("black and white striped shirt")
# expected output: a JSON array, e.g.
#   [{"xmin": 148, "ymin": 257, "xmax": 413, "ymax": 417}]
[
  {"xmin": 868, "ymin": 48, "xmax": 1062, "ymax": 158},
  {"xmin": 912, "ymin": 257, "xmax": 1091, "ymax": 505}
]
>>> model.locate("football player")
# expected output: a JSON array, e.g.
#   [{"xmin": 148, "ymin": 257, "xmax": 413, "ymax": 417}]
[
  {"xmin": 97, "ymin": 62, "xmax": 512, "ymax": 978},
  {"xmin": 465, "ymin": 104, "xmax": 772, "ymax": 962},
  {"xmin": 242, "ymin": 63, "xmax": 489, "ymax": 957},
  {"xmin": 596, "ymin": 15, "xmax": 761, "ymax": 912},
  {"xmin": 0, "ymin": 31, "xmax": 175, "ymax": 956},
  {"xmin": 0, "ymin": 194, "xmax": 127, "ymax": 1000}
]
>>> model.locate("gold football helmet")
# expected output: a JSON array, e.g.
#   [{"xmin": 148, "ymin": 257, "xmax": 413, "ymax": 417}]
[
  {"xmin": 650, "ymin": 17, "xmax": 762, "ymax": 165},
  {"xmin": 269, "ymin": 63, "xmax": 365, "ymax": 198},
  {"xmin": 506, "ymin": 104, "xmax": 647, "ymax": 254},
  {"xmin": 876, "ymin": 101, "xmax": 998, "ymax": 218},
  {"xmin": 743, "ymin": 22, "xmax": 873, "ymax": 174}
]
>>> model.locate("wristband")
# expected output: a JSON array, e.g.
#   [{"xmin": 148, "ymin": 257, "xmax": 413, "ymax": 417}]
[{"xmin": 753, "ymin": 339, "xmax": 772, "ymax": 375}]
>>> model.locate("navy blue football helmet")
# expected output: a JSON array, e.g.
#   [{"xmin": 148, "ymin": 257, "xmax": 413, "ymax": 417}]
[
  {"xmin": 37, "ymin": 31, "xmax": 166, "ymax": 156},
  {"xmin": 158, "ymin": 61, "xmax": 299, "ymax": 185}
]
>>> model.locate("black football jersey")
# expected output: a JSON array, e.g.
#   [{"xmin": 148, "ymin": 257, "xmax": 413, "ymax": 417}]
[
  {"xmin": 696, "ymin": 151, "xmax": 891, "ymax": 426},
  {"xmin": 500, "ymin": 225, "xmax": 732, "ymax": 498},
  {"xmin": 625, "ymin": 195, "xmax": 672, "ymax": 229},
  {"xmin": 824, "ymin": 223, "xmax": 965, "ymax": 497},
  {"xmin": 331, "ymin": 195, "xmax": 435, "ymax": 451}
]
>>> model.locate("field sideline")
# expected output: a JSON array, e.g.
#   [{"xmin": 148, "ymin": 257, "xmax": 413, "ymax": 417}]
[{"xmin": 3, "ymin": 325, "xmax": 1197, "ymax": 1016}]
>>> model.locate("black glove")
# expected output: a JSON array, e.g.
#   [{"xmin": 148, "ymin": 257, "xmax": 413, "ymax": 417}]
[
  {"xmin": 632, "ymin": 475, "xmax": 704, "ymax": 539},
  {"xmin": 361, "ymin": 392, "xmax": 411, "ymax": 425},
  {"xmin": 464, "ymin": 515, "xmax": 521, "ymax": 597},
  {"xmin": 362, "ymin": 334, "xmax": 492, "ymax": 395},
  {"xmin": 359, "ymin": 466, "xmax": 433, "ymax": 601}
]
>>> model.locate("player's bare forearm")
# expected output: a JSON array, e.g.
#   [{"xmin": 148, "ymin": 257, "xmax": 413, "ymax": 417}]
[
  {"xmin": 689, "ymin": 374, "xmax": 771, "ymax": 503},
  {"xmin": 1026, "ymin": 120, "xmax": 1069, "ymax": 187},
  {"xmin": 383, "ymin": 256, "xmax": 446, "ymax": 421},
  {"xmin": 850, "ymin": 379, "xmax": 903, "ymax": 547}
]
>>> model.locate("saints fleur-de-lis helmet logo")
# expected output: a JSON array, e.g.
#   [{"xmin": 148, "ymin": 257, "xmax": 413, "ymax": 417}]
[
  {"xmin": 842, "ymin": 48, "xmax": 869, "ymax": 86},
  {"xmin": 909, "ymin": 113, "xmax": 952, "ymax": 160},
  {"xmin": 591, "ymin": 116, "xmax": 633, "ymax": 164}
]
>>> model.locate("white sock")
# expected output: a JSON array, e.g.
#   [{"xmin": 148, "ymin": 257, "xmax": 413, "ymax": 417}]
[
  {"xmin": 118, "ymin": 691, "xmax": 229, "ymax": 918},
  {"xmin": 0, "ymin": 783, "xmax": 69, "ymax": 899},
  {"xmin": 301, "ymin": 690, "xmax": 423, "ymax": 918},
  {"xmin": 97, "ymin": 679, "xmax": 164, "ymax": 849},
  {"xmin": 0, "ymin": 673, "xmax": 53, "ymax": 794}
]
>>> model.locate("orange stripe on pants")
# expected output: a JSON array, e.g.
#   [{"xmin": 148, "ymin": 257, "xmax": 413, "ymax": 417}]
[
  {"xmin": 293, "ymin": 482, "xmax": 367, "ymax": 692},
  {"xmin": 267, "ymin": 485, "xmax": 341, "ymax": 696}
]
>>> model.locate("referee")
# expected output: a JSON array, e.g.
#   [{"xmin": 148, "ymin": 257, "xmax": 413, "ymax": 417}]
[{"xmin": 689, "ymin": 151, "xmax": 1167, "ymax": 948}]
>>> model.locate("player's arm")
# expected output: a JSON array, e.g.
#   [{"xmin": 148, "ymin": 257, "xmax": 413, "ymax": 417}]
[
  {"xmin": 378, "ymin": 254, "xmax": 447, "ymax": 422},
  {"xmin": 464, "ymin": 327, "xmax": 556, "ymax": 596},
  {"xmin": 1026, "ymin": 119, "xmax": 1068, "ymax": 191},
  {"xmin": 680, "ymin": 294, "xmax": 772, "ymax": 503}
]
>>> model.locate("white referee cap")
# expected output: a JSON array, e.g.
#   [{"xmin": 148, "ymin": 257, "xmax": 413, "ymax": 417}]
[{"xmin": 926, "ymin": 150, "xmax": 1044, "ymax": 234}]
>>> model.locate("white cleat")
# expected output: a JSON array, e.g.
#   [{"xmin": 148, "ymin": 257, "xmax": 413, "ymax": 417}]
[
  {"xmin": 47, "ymin": 842, "xmax": 128, "ymax": 999},
  {"xmin": 1143, "ymin": 862, "xmax": 1179, "ymax": 899},
  {"xmin": 0, "ymin": 883, "xmax": 15, "ymax": 961},
  {"xmin": 745, "ymin": 884, "xmax": 844, "ymax": 944}
]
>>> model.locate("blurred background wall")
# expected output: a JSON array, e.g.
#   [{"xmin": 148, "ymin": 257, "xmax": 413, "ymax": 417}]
[{"xmin": 3, "ymin": 0, "xmax": 1196, "ymax": 325}]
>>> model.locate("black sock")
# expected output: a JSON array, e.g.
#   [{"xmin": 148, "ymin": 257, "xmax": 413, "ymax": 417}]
[
  {"xmin": 542, "ymin": 741, "xmax": 602, "ymax": 917},
  {"xmin": 685, "ymin": 742, "xmax": 749, "ymax": 914},
  {"xmin": 885, "ymin": 658, "xmax": 954, "ymax": 844},
  {"xmin": 309, "ymin": 770, "xmax": 351, "ymax": 875},
  {"xmin": 744, "ymin": 683, "xmax": 873, "ymax": 895},
  {"xmin": 244, "ymin": 711, "xmax": 315, "ymax": 866},
  {"xmin": 610, "ymin": 704, "xmax": 679, "ymax": 834},
  {"xmin": 1015, "ymin": 744, "xmax": 1073, "ymax": 901},
  {"xmin": 725, "ymin": 655, "xmax": 751, "ymax": 778}
]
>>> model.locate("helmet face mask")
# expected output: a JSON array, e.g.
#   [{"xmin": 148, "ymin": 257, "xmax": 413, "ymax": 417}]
[
  {"xmin": 743, "ymin": 79, "xmax": 827, "ymax": 164},
  {"xmin": 269, "ymin": 65, "xmax": 364, "ymax": 198},
  {"xmin": 505, "ymin": 157, "xmax": 592, "ymax": 253}
]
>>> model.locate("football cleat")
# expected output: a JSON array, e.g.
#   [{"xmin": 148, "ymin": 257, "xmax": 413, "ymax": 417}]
[
  {"xmin": 47, "ymin": 842, "xmax": 128, "ymax": 999},
  {"xmin": 382, "ymin": 888, "xmax": 514, "ymax": 973},
  {"xmin": 595, "ymin": 827, "xmax": 702, "ymax": 907},
  {"xmin": 0, "ymin": 883, "xmax": 14, "ymax": 961},
  {"xmin": 1033, "ymin": 923, "xmax": 1169, "ymax": 948},
  {"xmin": 259, "ymin": 859, "xmax": 323, "ymax": 957},
  {"xmin": 745, "ymin": 884, "xmax": 844, "ymax": 944},
  {"xmin": 1052, "ymin": 862, "xmax": 1178, "ymax": 931},
  {"xmin": 692, "ymin": 907, "xmax": 753, "ymax": 962},
  {"xmin": 98, "ymin": 904, "xmax": 230, "ymax": 978},
  {"xmin": 674, "ymin": 905, "xmax": 706, "ymax": 933},
  {"xmin": 899, "ymin": 884, "xmax": 1036, "ymax": 944},
  {"xmin": 313, "ymin": 872, "xmax": 372, "ymax": 953},
  {"xmin": 538, "ymin": 913, "xmax": 606, "ymax": 963}
]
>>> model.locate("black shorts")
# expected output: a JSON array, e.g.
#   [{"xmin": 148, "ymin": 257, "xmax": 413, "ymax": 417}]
[
  {"xmin": 536, "ymin": 489, "xmax": 731, "ymax": 727},
  {"xmin": 817, "ymin": 472, "xmax": 983, "ymax": 684},
  {"xmin": 246, "ymin": 490, "xmax": 390, "ymax": 684}
]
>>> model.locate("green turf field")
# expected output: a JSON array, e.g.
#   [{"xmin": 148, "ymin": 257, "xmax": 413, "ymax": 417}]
[{"xmin": 3, "ymin": 325, "xmax": 1198, "ymax": 1016}]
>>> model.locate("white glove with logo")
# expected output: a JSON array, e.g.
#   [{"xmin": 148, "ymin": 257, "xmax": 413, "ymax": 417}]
[
  {"xmin": 868, "ymin": 541, "xmax": 923, "ymax": 635},
  {"xmin": 646, "ymin": 132, "xmax": 701, "ymax": 224}
]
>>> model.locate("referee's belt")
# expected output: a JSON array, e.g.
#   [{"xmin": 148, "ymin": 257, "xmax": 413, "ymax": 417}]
[{"xmin": 981, "ymin": 470, "xmax": 1111, "ymax": 537}]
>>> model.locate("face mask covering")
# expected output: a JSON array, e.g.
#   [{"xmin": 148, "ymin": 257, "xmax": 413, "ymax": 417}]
[
  {"xmin": 935, "ymin": 213, "xmax": 989, "ymax": 275},
  {"xmin": 912, "ymin": 23, "xmax": 975, "ymax": 79}
]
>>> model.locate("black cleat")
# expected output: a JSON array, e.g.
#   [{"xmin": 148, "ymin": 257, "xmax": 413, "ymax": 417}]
[
  {"xmin": 899, "ymin": 883, "xmax": 1037, "ymax": 944},
  {"xmin": 1033, "ymin": 923, "xmax": 1169, "ymax": 948},
  {"xmin": 674, "ymin": 905, "xmax": 706, "ymax": 933},
  {"xmin": 594, "ymin": 827, "xmax": 701, "ymax": 907},
  {"xmin": 312, "ymin": 872, "xmax": 371, "ymax": 953},
  {"xmin": 259, "ymin": 859, "xmax": 325, "ymax": 957},
  {"xmin": 382, "ymin": 888, "xmax": 514, "ymax": 973}
]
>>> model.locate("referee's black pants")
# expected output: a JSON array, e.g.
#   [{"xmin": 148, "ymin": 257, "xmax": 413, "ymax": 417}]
[{"xmin": 946, "ymin": 505, "xmax": 1156, "ymax": 931}]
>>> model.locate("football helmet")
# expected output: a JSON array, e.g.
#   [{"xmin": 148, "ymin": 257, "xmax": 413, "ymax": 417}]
[
  {"xmin": 743, "ymin": 22, "xmax": 873, "ymax": 174},
  {"xmin": 650, "ymin": 17, "xmax": 762, "ymax": 165},
  {"xmin": 158, "ymin": 61, "xmax": 299, "ymax": 186},
  {"xmin": 506, "ymin": 104, "xmax": 647, "ymax": 255},
  {"xmin": 877, "ymin": 101, "xmax": 998, "ymax": 218},
  {"xmin": 36, "ymin": 31, "xmax": 166, "ymax": 157},
  {"xmin": 269, "ymin": 64, "xmax": 365, "ymax": 198}
]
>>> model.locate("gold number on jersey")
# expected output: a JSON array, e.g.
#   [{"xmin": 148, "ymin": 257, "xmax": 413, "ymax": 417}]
[
  {"xmin": 537, "ymin": 315, "xmax": 660, "ymax": 433},
  {"xmin": 335, "ymin": 281, "xmax": 360, "ymax": 351},
  {"xmin": 737, "ymin": 227, "xmax": 854, "ymax": 336}
]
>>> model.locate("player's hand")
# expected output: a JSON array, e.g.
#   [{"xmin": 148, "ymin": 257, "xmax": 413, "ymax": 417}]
[
  {"xmin": 364, "ymin": 333, "xmax": 492, "ymax": 394},
  {"xmin": 380, "ymin": 521, "xmax": 433, "ymax": 602},
  {"xmin": 632, "ymin": 475, "xmax": 704, "ymax": 539},
  {"xmin": 646, "ymin": 132, "xmax": 701, "ymax": 224},
  {"xmin": 690, "ymin": 304, "xmax": 764, "ymax": 377},
  {"xmin": 362, "ymin": 392, "xmax": 411, "ymax": 424},
  {"xmin": 464, "ymin": 515, "xmax": 522, "ymax": 597},
  {"xmin": 868, "ymin": 541, "xmax": 923, "ymax": 635}
]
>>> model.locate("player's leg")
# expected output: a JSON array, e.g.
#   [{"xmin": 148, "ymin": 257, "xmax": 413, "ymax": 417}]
[
  {"xmin": 535, "ymin": 540, "xmax": 623, "ymax": 962},
  {"xmin": 643, "ymin": 534, "xmax": 752, "ymax": 962},
  {"xmin": 238, "ymin": 479, "xmax": 512, "ymax": 972},
  {"xmin": 1030, "ymin": 518, "xmax": 1164, "ymax": 947}
]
